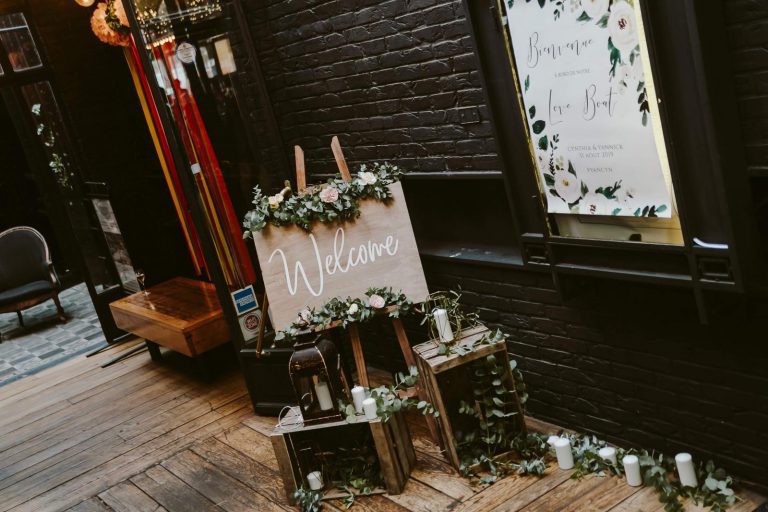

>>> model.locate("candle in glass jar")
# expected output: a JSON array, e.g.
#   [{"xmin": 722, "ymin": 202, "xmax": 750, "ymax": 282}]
[
  {"xmin": 307, "ymin": 470, "xmax": 324, "ymax": 491},
  {"xmin": 362, "ymin": 397, "xmax": 378, "ymax": 420},
  {"xmin": 623, "ymin": 455, "xmax": 642, "ymax": 486},
  {"xmin": 314, "ymin": 381, "xmax": 333, "ymax": 411},
  {"xmin": 433, "ymin": 308, "xmax": 454, "ymax": 343},
  {"xmin": 554, "ymin": 438, "xmax": 574, "ymax": 469},
  {"xmin": 598, "ymin": 447, "xmax": 617, "ymax": 465},
  {"xmin": 351, "ymin": 386, "xmax": 366, "ymax": 414},
  {"xmin": 675, "ymin": 453, "xmax": 698, "ymax": 488}
]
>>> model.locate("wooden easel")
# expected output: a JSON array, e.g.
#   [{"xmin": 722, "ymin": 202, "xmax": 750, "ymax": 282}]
[{"xmin": 258, "ymin": 137, "xmax": 438, "ymax": 441}]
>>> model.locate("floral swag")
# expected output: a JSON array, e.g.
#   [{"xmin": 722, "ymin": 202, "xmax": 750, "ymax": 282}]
[{"xmin": 242, "ymin": 162, "xmax": 403, "ymax": 236}]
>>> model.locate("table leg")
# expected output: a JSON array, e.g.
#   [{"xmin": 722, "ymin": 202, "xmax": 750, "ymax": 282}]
[
  {"xmin": 145, "ymin": 341, "xmax": 162, "ymax": 362},
  {"xmin": 196, "ymin": 354, "xmax": 213, "ymax": 382}
]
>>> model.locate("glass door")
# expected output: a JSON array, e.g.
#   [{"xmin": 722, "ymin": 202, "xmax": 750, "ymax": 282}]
[{"xmin": 0, "ymin": 6, "xmax": 125, "ymax": 340}]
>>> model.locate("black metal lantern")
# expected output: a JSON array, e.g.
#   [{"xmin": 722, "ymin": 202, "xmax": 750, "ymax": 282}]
[{"xmin": 288, "ymin": 332, "xmax": 350, "ymax": 425}]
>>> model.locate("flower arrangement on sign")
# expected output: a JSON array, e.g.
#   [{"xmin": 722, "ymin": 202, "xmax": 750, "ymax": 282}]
[
  {"xmin": 90, "ymin": 0, "xmax": 130, "ymax": 47},
  {"xmin": 273, "ymin": 287, "xmax": 412, "ymax": 347},
  {"xmin": 243, "ymin": 162, "xmax": 403, "ymax": 235}
]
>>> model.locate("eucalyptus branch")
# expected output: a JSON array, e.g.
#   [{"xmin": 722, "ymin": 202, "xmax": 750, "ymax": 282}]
[
  {"xmin": 339, "ymin": 367, "xmax": 438, "ymax": 423},
  {"xmin": 243, "ymin": 162, "xmax": 403, "ymax": 236},
  {"xmin": 273, "ymin": 287, "xmax": 413, "ymax": 347}
]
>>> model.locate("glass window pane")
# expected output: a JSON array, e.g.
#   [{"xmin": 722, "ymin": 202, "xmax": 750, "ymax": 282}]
[
  {"xmin": 0, "ymin": 13, "xmax": 42, "ymax": 71},
  {"xmin": 20, "ymin": 81, "xmax": 75, "ymax": 191}
]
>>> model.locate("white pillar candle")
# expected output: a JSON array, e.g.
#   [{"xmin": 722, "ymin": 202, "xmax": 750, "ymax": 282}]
[
  {"xmin": 598, "ymin": 447, "xmax": 617, "ymax": 465},
  {"xmin": 622, "ymin": 455, "xmax": 643, "ymax": 486},
  {"xmin": 314, "ymin": 381, "xmax": 333, "ymax": 411},
  {"xmin": 554, "ymin": 438, "xmax": 574, "ymax": 469},
  {"xmin": 433, "ymin": 308, "xmax": 454, "ymax": 343},
  {"xmin": 351, "ymin": 386, "xmax": 366, "ymax": 414},
  {"xmin": 362, "ymin": 397, "xmax": 378, "ymax": 420},
  {"xmin": 675, "ymin": 453, "xmax": 698, "ymax": 488},
  {"xmin": 547, "ymin": 435, "xmax": 560, "ymax": 447},
  {"xmin": 307, "ymin": 470, "xmax": 324, "ymax": 491}
]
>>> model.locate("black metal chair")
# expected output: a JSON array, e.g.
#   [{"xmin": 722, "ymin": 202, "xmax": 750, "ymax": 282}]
[{"xmin": 0, "ymin": 226, "xmax": 65, "ymax": 328}]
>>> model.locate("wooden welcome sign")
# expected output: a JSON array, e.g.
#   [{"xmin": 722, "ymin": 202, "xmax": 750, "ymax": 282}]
[{"xmin": 252, "ymin": 182, "xmax": 429, "ymax": 329}]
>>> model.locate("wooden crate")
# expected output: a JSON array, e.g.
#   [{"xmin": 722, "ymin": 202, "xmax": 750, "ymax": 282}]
[
  {"xmin": 270, "ymin": 409, "xmax": 415, "ymax": 503},
  {"xmin": 413, "ymin": 325, "xmax": 527, "ymax": 471}
]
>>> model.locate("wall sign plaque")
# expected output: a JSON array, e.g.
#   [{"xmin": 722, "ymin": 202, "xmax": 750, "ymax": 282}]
[
  {"xmin": 252, "ymin": 182, "xmax": 429, "ymax": 329},
  {"xmin": 503, "ymin": 0, "xmax": 672, "ymax": 218}
]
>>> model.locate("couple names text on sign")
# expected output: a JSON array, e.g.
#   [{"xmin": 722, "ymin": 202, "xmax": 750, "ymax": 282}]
[
  {"xmin": 503, "ymin": 0, "xmax": 672, "ymax": 218},
  {"xmin": 252, "ymin": 182, "xmax": 429, "ymax": 329}
]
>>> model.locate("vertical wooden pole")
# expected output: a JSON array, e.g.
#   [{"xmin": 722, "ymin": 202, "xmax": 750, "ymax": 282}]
[
  {"xmin": 294, "ymin": 145, "xmax": 306, "ymax": 192},
  {"xmin": 331, "ymin": 136, "xmax": 352, "ymax": 180},
  {"xmin": 392, "ymin": 317, "xmax": 440, "ymax": 442},
  {"xmin": 348, "ymin": 324, "xmax": 369, "ymax": 387}
]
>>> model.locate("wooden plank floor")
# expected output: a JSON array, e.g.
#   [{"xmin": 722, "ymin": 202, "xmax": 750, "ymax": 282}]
[{"xmin": 0, "ymin": 340, "xmax": 764, "ymax": 512}]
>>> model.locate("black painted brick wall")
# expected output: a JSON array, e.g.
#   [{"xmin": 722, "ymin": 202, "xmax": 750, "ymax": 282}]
[
  {"xmin": 244, "ymin": 0, "xmax": 768, "ymax": 490},
  {"xmin": 244, "ymin": 0, "xmax": 499, "ymax": 179}
]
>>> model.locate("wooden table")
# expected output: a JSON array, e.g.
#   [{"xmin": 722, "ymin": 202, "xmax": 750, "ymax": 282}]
[{"xmin": 109, "ymin": 277, "xmax": 230, "ymax": 377}]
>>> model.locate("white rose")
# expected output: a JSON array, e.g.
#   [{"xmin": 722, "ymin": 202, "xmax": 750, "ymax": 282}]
[
  {"xmin": 319, "ymin": 186, "xmax": 339, "ymax": 203},
  {"xmin": 268, "ymin": 194, "xmax": 283, "ymax": 209},
  {"xmin": 579, "ymin": 192, "xmax": 617, "ymax": 216},
  {"xmin": 359, "ymin": 171, "xmax": 377, "ymax": 185},
  {"xmin": 295, "ymin": 308, "xmax": 311, "ymax": 326},
  {"xmin": 347, "ymin": 303, "xmax": 359, "ymax": 315},
  {"xmin": 608, "ymin": 1, "xmax": 639, "ymax": 55},
  {"xmin": 368, "ymin": 294, "xmax": 385, "ymax": 309},
  {"xmin": 553, "ymin": 172, "xmax": 582, "ymax": 204},
  {"xmin": 582, "ymin": 0, "xmax": 608, "ymax": 19}
]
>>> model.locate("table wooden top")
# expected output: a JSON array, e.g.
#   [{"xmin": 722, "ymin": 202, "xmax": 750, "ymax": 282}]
[{"xmin": 109, "ymin": 277, "xmax": 223, "ymax": 332}]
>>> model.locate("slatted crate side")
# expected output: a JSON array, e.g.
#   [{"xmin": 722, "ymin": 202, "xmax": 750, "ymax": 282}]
[
  {"xmin": 270, "ymin": 411, "xmax": 414, "ymax": 502},
  {"xmin": 413, "ymin": 325, "xmax": 527, "ymax": 470}
]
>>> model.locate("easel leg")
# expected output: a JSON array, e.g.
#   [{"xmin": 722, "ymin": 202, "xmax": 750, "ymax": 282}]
[
  {"xmin": 391, "ymin": 318, "xmax": 440, "ymax": 443},
  {"xmin": 348, "ymin": 324, "xmax": 369, "ymax": 387}
]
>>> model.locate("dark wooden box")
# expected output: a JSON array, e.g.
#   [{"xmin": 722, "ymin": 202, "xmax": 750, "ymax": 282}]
[
  {"xmin": 270, "ymin": 410, "xmax": 415, "ymax": 503},
  {"xmin": 413, "ymin": 325, "xmax": 527, "ymax": 470}
]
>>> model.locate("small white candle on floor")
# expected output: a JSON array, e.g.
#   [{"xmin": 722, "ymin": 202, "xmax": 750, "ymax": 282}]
[
  {"xmin": 598, "ymin": 446, "xmax": 617, "ymax": 465},
  {"xmin": 314, "ymin": 381, "xmax": 333, "ymax": 411},
  {"xmin": 554, "ymin": 438, "xmax": 574, "ymax": 469},
  {"xmin": 362, "ymin": 397, "xmax": 378, "ymax": 420},
  {"xmin": 307, "ymin": 470, "xmax": 323, "ymax": 491},
  {"xmin": 433, "ymin": 308, "xmax": 454, "ymax": 343},
  {"xmin": 351, "ymin": 385, "xmax": 366, "ymax": 414},
  {"xmin": 622, "ymin": 455, "xmax": 643, "ymax": 486},
  {"xmin": 675, "ymin": 453, "xmax": 698, "ymax": 488}
]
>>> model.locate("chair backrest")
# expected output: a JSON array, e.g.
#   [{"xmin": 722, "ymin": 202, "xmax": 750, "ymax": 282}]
[{"xmin": 0, "ymin": 226, "xmax": 52, "ymax": 292}]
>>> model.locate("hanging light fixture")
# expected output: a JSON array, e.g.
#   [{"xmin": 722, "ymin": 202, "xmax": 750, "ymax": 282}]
[{"xmin": 75, "ymin": 0, "xmax": 96, "ymax": 6}]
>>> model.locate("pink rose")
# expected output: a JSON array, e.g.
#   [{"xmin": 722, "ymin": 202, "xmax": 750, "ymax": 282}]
[
  {"xmin": 368, "ymin": 294, "xmax": 386, "ymax": 309},
  {"xmin": 319, "ymin": 186, "xmax": 339, "ymax": 203}
]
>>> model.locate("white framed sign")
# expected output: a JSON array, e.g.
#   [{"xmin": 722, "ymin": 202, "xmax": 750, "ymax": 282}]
[
  {"xmin": 503, "ymin": 0, "xmax": 672, "ymax": 218},
  {"xmin": 252, "ymin": 182, "xmax": 429, "ymax": 329}
]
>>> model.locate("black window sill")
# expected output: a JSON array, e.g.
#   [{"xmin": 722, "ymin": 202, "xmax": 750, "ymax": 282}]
[{"xmin": 417, "ymin": 239, "xmax": 524, "ymax": 269}]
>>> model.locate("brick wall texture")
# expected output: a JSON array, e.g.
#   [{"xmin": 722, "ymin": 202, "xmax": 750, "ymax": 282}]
[{"xmin": 245, "ymin": 0, "xmax": 768, "ymax": 489}]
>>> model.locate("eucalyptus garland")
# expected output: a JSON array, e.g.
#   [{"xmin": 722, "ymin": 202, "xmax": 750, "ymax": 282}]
[
  {"xmin": 273, "ymin": 287, "xmax": 412, "ymax": 347},
  {"xmin": 338, "ymin": 366, "xmax": 438, "ymax": 424},
  {"xmin": 243, "ymin": 162, "xmax": 403, "ymax": 236}
]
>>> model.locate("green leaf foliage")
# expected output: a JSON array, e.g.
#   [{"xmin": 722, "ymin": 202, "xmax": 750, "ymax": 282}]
[
  {"xmin": 532, "ymin": 120, "xmax": 546, "ymax": 134},
  {"xmin": 243, "ymin": 162, "xmax": 403, "ymax": 237}
]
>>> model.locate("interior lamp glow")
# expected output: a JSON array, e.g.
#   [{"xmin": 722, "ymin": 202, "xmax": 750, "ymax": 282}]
[{"xmin": 75, "ymin": 0, "xmax": 96, "ymax": 7}]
